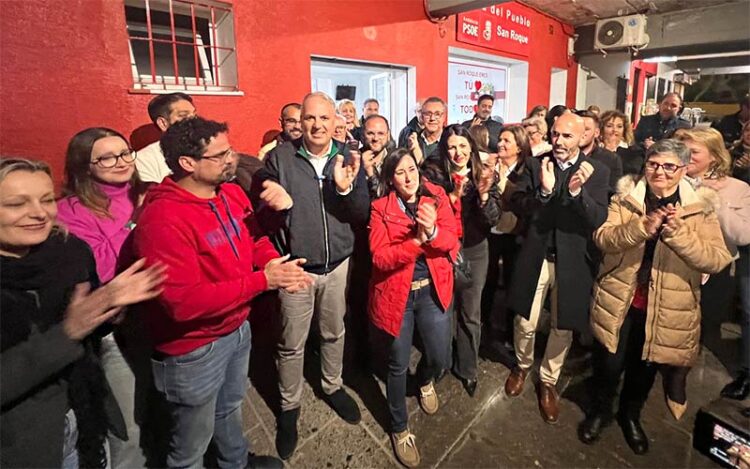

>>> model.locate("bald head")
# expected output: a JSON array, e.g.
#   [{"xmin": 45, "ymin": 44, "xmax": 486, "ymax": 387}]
[
  {"xmin": 551, "ymin": 113, "xmax": 585, "ymax": 162},
  {"xmin": 301, "ymin": 92, "xmax": 336, "ymax": 152}
]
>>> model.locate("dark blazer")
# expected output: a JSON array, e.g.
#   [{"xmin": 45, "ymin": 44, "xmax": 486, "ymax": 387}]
[
  {"xmin": 634, "ymin": 114, "xmax": 691, "ymax": 145},
  {"xmin": 507, "ymin": 153, "xmax": 610, "ymax": 332},
  {"xmin": 586, "ymin": 146, "xmax": 623, "ymax": 194}
]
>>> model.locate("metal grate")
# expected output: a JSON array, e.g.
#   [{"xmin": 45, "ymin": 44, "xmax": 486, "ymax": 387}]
[{"xmin": 125, "ymin": 0, "xmax": 239, "ymax": 93}]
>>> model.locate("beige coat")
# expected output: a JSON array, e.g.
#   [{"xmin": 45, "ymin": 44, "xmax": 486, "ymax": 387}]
[
  {"xmin": 699, "ymin": 176, "xmax": 750, "ymax": 257},
  {"xmin": 590, "ymin": 176, "xmax": 732, "ymax": 367}
]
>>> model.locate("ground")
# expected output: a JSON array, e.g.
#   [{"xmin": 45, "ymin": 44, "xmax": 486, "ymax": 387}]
[{"xmin": 240, "ymin": 302, "xmax": 747, "ymax": 469}]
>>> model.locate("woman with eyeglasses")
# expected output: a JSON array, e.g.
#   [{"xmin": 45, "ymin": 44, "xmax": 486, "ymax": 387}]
[
  {"xmin": 56, "ymin": 128, "xmax": 151, "ymax": 467},
  {"xmin": 676, "ymin": 128, "xmax": 750, "ymax": 402},
  {"xmin": 581, "ymin": 139, "xmax": 731, "ymax": 454},
  {"xmin": 422, "ymin": 124, "xmax": 500, "ymax": 397},
  {"xmin": 0, "ymin": 157, "xmax": 162, "ymax": 467},
  {"xmin": 521, "ymin": 117, "xmax": 551, "ymax": 156}
]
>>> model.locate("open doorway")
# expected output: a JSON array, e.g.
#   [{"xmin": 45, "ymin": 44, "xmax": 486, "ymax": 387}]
[
  {"xmin": 310, "ymin": 57, "xmax": 411, "ymax": 134},
  {"xmin": 549, "ymin": 68, "xmax": 568, "ymax": 108}
]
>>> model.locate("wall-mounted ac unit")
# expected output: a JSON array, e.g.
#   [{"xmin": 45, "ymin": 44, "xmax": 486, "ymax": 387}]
[{"xmin": 595, "ymin": 14, "xmax": 649, "ymax": 50}]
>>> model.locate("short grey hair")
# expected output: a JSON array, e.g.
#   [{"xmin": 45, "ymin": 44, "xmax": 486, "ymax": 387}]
[
  {"xmin": 302, "ymin": 91, "xmax": 336, "ymax": 110},
  {"xmin": 646, "ymin": 138, "xmax": 690, "ymax": 165},
  {"xmin": 522, "ymin": 116, "xmax": 547, "ymax": 136}
]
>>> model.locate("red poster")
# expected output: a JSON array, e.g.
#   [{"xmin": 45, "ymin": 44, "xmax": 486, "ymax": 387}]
[{"xmin": 456, "ymin": 2, "xmax": 533, "ymax": 57}]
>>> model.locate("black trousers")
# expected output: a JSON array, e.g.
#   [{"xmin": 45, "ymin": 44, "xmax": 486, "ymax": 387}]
[
  {"xmin": 592, "ymin": 308, "xmax": 657, "ymax": 419},
  {"xmin": 481, "ymin": 233, "xmax": 520, "ymax": 340},
  {"xmin": 592, "ymin": 307, "xmax": 691, "ymax": 419}
]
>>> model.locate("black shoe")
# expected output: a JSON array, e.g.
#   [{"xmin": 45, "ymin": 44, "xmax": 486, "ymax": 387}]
[
  {"xmin": 462, "ymin": 378, "xmax": 478, "ymax": 397},
  {"xmin": 578, "ymin": 413, "xmax": 610, "ymax": 444},
  {"xmin": 741, "ymin": 407, "xmax": 750, "ymax": 418},
  {"xmin": 275, "ymin": 408, "xmax": 299, "ymax": 460},
  {"xmin": 618, "ymin": 415, "xmax": 649, "ymax": 455},
  {"xmin": 247, "ymin": 453, "xmax": 284, "ymax": 469},
  {"xmin": 721, "ymin": 372, "xmax": 750, "ymax": 400},
  {"xmin": 325, "ymin": 389, "xmax": 361, "ymax": 424}
]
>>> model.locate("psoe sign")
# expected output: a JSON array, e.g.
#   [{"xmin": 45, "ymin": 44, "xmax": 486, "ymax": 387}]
[{"xmin": 456, "ymin": 2, "xmax": 533, "ymax": 57}]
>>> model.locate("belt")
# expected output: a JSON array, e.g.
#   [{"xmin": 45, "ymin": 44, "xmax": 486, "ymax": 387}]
[{"xmin": 410, "ymin": 278, "xmax": 431, "ymax": 291}]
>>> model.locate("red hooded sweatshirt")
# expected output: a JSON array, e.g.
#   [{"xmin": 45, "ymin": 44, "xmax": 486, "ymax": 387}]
[{"xmin": 132, "ymin": 178, "xmax": 278, "ymax": 356}]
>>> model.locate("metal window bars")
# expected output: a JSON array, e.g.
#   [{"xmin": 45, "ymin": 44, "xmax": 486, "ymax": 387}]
[{"xmin": 126, "ymin": 0, "xmax": 238, "ymax": 92}]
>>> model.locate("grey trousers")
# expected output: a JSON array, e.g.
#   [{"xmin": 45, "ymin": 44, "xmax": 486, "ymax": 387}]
[{"xmin": 277, "ymin": 257, "xmax": 350, "ymax": 411}]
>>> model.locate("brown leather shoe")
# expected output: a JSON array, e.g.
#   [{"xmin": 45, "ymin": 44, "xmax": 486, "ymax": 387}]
[
  {"xmin": 538, "ymin": 383, "xmax": 560, "ymax": 424},
  {"xmin": 504, "ymin": 367, "xmax": 528, "ymax": 397}
]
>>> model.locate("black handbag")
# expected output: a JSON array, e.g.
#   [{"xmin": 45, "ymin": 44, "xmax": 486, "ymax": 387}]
[{"xmin": 452, "ymin": 247, "xmax": 473, "ymax": 291}]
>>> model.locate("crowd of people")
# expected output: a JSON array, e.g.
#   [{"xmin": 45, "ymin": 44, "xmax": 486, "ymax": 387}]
[{"xmin": 1, "ymin": 89, "xmax": 749, "ymax": 469}]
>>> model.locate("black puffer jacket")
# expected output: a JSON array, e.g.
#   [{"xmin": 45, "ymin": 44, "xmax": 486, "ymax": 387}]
[{"xmin": 252, "ymin": 138, "xmax": 370, "ymax": 274}]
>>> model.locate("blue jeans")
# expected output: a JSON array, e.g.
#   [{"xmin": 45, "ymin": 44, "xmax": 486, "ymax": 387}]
[
  {"xmin": 152, "ymin": 321, "xmax": 251, "ymax": 469},
  {"xmin": 387, "ymin": 284, "xmax": 452, "ymax": 433},
  {"xmin": 738, "ymin": 246, "xmax": 750, "ymax": 372}
]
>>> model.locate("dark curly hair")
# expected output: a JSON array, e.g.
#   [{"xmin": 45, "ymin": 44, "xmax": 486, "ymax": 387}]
[{"xmin": 160, "ymin": 117, "xmax": 228, "ymax": 180}]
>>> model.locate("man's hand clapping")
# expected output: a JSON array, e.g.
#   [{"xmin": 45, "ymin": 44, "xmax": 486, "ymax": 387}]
[{"xmin": 264, "ymin": 254, "xmax": 314, "ymax": 293}]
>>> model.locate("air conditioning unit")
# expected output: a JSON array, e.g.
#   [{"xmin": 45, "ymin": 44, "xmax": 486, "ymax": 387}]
[{"xmin": 595, "ymin": 14, "xmax": 649, "ymax": 50}]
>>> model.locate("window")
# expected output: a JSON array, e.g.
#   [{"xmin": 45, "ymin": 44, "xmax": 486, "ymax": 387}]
[{"xmin": 125, "ymin": 0, "xmax": 239, "ymax": 93}]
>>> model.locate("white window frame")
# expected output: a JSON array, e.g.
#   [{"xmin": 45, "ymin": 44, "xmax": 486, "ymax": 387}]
[{"xmin": 125, "ymin": 0, "xmax": 242, "ymax": 96}]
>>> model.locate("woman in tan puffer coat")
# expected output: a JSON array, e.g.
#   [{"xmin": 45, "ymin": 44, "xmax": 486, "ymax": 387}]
[{"xmin": 578, "ymin": 139, "xmax": 732, "ymax": 456}]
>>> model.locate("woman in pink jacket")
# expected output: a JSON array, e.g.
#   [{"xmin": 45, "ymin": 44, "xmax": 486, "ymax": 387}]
[{"xmin": 56, "ymin": 128, "xmax": 149, "ymax": 468}]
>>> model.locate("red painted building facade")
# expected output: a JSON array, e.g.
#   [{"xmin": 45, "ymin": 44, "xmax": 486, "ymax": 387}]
[{"xmin": 0, "ymin": 0, "xmax": 577, "ymax": 184}]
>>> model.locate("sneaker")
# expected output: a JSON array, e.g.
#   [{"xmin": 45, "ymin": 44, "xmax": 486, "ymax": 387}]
[
  {"xmin": 325, "ymin": 389, "xmax": 361, "ymax": 424},
  {"xmin": 418, "ymin": 382, "xmax": 439, "ymax": 415},
  {"xmin": 275, "ymin": 408, "xmax": 299, "ymax": 460},
  {"xmin": 390, "ymin": 430, "xmax": 420, "ymax": 468}
]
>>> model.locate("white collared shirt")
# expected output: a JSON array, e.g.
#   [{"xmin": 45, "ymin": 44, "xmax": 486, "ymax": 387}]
[
  {"xmin": 554, "ymin": 152, "xmax": 580, "ymax": 171},
  {"xmin": 303, "ymin": 140, "xmax": 334, "ymax": 178}
]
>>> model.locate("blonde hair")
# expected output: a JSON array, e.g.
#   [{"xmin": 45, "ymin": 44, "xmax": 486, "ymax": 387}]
[
  {"xmin": 522, "ymin": 116, "xmax": 548, "ymax": 140},
  {"xmin": 0, "ymin": 157, "xmax": 67, "ymax": 236},
  {"xmin": 675, "ymin": 127, "xmax": 733, "ymax": 177},
  {"xmin": 600, "ymin": 110, "xmax": 634, "ymax": 145},
  {"xmin": 0, "ymin": 157, "xmax": 52, "ymax": 184},
  {"xmin": 337, "ymin": 99, "xmax": 360, "ymax": 128}
]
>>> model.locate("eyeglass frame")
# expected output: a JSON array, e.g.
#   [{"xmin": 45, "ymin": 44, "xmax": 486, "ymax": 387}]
[
  {"xmin": 194, "ymin": 147, "xmax": 236, "ymax": 163},
  {"xmin": 644, "ymin": 160, "xmax": 685, "ymax": 175},
  {"xmin": 90, "ymin": 149, "xmax": 137, "ymax": 168},
  {"xmin": 421, "ymin": 111, "xmax": 444, "ymax": 120}
]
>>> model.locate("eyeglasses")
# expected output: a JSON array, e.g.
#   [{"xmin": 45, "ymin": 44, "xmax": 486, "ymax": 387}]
[
  {"xmin": 421, "ymin": 111, "xmax": 444, "ymax": 120},
  {"xmin": 198, "ymin": 148, "xmax": 236, "ymax": 163},
  {"xmin": 91, "ymin": 149, "xmax": 136, "ymax": 168},
  {"xmin": 644, "ymin": 161, "xmax": 685, "ymax": 175}
]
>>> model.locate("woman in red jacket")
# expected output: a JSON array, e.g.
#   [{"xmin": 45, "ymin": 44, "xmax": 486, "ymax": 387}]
[{"xmin": 369, "ymin": 148, "xmax": 459, "ymax": 468}]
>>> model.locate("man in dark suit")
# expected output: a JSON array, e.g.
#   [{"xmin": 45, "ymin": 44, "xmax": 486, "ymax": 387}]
[
  {"xmin": 577, "ymin": 110, "xmax": 623, "ymax": 194},
  {"xmin": 503, "ymin": 113, "xmax": 610, "ymax": 424},
  {"xmin": 461, "ymin": 94, "xmax": 504, "ymax": 152}
]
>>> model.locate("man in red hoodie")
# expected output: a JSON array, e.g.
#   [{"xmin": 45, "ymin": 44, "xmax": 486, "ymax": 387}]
[{"xmin": 132, "ymin": 117, "xmax": 311, "ymax": 468}]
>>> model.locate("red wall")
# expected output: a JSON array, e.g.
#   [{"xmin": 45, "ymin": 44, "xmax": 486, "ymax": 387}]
[
  {"xmin": 0, "ymin": 0, "xmax": 576, "ymax": 185},
  {"xmin": 628, "ymin": 60, "xmax": 658, "ymax": 126}
]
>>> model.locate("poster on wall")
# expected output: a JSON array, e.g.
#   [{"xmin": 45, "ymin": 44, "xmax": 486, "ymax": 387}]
[
  {"xmin": 456, "ymin": 2, "xmax": 533, "ymax": 57},
  {"xmin": 447, "ymin": 57, "xmax": 508, "ymax": 124}
]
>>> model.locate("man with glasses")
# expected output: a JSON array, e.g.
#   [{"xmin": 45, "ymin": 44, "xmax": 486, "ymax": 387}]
[
  {"xmin": 252, "ymin": 92, "xmax": 369, "ymax": 461},
  {"xmin": 258, "ymin": 103, "xmax": 303, "ymax": 160},
  {"xmin": 132, "ymin": 116, "xmax": 310, "ymax": 468},
  {"xmin": 136, "ymin": 92, "xmax": 196, "ymax": 184},
  {"xmin": 409, "ymin": 96, "xmax": 446, "ymax": 163},
  {"xmin": 462, "ymin": 94, "xmax": 504, "ymax": 152}
]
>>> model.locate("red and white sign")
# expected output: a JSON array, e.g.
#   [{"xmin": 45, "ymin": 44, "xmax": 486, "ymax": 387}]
[
  {"xmin": 447, "ymin": 58, "xmax": 507, "ymax": 124},
  {"xmin": 456, "ymin": 2, "xmax": 533, "ymax": 57}
]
